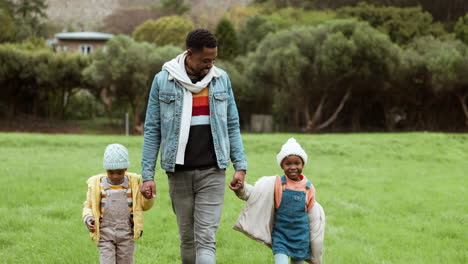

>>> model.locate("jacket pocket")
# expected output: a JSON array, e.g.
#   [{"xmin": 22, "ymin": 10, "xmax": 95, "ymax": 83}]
[
  {"xmin": 159, "ymin": 93, "xmax": 176, "ymax": 120},
  {"xmin": 213, "ymin": 92, "xmax": 229, "ymax": 117}
]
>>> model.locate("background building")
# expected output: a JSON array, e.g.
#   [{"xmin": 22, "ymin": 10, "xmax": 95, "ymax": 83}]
[{"xmin": 53, "ymin": 32, "xmax": 113, "ymax": 54}]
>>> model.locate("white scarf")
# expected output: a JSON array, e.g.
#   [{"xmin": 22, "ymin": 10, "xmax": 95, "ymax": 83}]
[{"xmin": 162, "ymin": 51, "xmax": 221, "ymax": 165}]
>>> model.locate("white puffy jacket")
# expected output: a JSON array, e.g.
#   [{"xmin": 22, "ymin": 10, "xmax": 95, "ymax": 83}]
[{"xmin": 233, "ymin": 176, "xmax": 325, "ymax": 264}]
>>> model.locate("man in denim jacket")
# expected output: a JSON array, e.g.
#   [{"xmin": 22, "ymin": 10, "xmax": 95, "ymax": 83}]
[{"xmin": 140, "ymin": 29, "xmax": 247, "ymax": 264}]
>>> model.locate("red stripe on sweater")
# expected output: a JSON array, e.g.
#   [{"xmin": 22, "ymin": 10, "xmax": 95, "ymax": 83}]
[
  {"xmin": 193, "ymin": 106, "xmax": 209, "ymax": 116},
  {"xmin": 193, "ymin": 96, "xmax": 209, "ymax": 107}
]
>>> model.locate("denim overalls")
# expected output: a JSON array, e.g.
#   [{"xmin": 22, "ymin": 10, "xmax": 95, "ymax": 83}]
[{"xmin": 271, "ymin": 175, "xmax": 311, "ymax": 260}]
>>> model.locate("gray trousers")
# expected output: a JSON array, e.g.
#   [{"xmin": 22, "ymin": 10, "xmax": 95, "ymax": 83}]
[{"xmin": 167, "ymin": 167, "xmax": 226, "ymax": 264}]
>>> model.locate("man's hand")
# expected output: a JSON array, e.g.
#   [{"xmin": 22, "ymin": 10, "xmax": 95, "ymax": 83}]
[
  {"xmin": 141, "ymin": 180, "xmax": 156, "ymax": 199},
  {"xmin": 86, "ymin": 219, "xmax": 96, "ymax": 233},
  {"xmin": 229, "ymin": 170, "xmax": 246, "ymax": 191}
]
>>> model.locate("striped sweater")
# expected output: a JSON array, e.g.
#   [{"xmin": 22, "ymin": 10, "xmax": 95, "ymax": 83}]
[{"xmin": 176, "ymin": 87, "xmax": 217, "ymax": 170}]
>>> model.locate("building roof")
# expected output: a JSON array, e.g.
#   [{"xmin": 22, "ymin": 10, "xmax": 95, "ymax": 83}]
[{"xmin": 55, "ymin": 32, "xmax": 114, "ymax": 40}]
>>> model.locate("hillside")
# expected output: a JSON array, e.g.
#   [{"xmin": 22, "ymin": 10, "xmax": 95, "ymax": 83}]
[{"xmin": 45, "ymin": 0, "xmax": 252, "ymax": 30}]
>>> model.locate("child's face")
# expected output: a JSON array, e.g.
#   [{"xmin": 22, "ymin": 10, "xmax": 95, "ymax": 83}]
[
  {"xmin": 281, "ymin": 155, "xmax": 304, "ymax": 181},
  {"xmin": 106, "ymin": 169, "xmax": 127, "ymax": 184}
]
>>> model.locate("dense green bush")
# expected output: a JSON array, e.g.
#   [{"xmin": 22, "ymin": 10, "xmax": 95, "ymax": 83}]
[
  {"xmin": 215, "ymin": 17, "xmax": 240, "ymax": 60},
  {"xmin": 337, "ymin": 3, "xmax": 446, "ymax": 45},
  {"xmin": 84, "ymin": 35, "xmax": 183, "ymax": 128},
  {"xmin": 0, "ymin": 43, "xmax": 88, "ymax": 119},
  {"xmin": 65, "ymin": 89, "xmax": 104, "ymax": 120},
  {"xmin": 132, "ymin": 16, "xmax": 194, "ymax": 47}
]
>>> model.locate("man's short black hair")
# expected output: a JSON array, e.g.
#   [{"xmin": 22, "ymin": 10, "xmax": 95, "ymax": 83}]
[{"xmin": 186, "ymin": 29, "xmax": 217, "ymax": 51}]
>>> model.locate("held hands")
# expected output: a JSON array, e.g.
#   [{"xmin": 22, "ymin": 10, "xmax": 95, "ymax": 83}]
[
  {"xmin": 86, "ymin": 219, "xmax": 96, "ymax": 233},
  {"xmin": 140, "ymin": 180, "xmax": 156, "ymax": 199},
  {"xmin": 229, "ymin": 170, "xmax": 246, "ymax": 191}
]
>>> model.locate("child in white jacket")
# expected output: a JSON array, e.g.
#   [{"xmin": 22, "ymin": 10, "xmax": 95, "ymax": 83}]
[{"xmin": 231, "ymin": 138, "xmax": 325, "ymax": 264}]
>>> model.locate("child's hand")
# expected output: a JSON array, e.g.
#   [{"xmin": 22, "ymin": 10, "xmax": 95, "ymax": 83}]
[
  {"xmin": 141, "ymin": 180, "xmax": 156, "ymax": 199},
  {"xmin": 229, "ymin": 180, "xmax": 243, "ymax": 191},
  {"xmin": 145, "ymin": 188, "xmax": 152, "ymax": 199},
  {"xmin": 86, "ymin": 219, "xmax": 96, "ymax": 233},
  {"xmin": 229, "ymin": 170, "xmax": 245, "ymax": 191}
]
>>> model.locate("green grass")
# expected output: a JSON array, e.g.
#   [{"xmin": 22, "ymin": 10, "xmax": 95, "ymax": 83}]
[{"xmin": 0, "ymin": 132, "xmax": 466, "ymax": 263}]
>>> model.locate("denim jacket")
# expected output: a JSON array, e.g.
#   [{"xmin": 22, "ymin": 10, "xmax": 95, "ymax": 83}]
[{"xmin": 141, "ymin": 68, "xmax": 247, "ymax": 181}]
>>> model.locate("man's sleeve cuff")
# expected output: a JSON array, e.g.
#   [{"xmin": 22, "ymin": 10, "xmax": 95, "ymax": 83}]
[
  {"xmin": 233, "ymin": 161, "xmax": 247, "ymax": 171},
  {"xmin": 142, "ymin": 171, "xmax": 155, "ymax": 182}
]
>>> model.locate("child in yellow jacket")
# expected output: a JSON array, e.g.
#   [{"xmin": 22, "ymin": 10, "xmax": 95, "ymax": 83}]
[{"xmin": 82, "ymin": 143, "xmax": 154, "ymax": 264}]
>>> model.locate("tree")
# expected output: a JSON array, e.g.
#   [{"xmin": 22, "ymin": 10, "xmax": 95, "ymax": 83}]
[
  {"xmin": 251, "ymin": 0, "xmax": 303, "ymax": 9},
  {"xmin": 0, "ymin": 9, "xmax": 14, "ymax": 42},
  {"xmin": 224, "ymin": 6, "xmax": 263, "ymax": 31},
  {"xmin": 0, "ymin": 43, "xmax": 88, "ymax": 119},
  {"xmin": 0, "ymin": 0, "xmax": 14, "ymax": 12},
  {"xmin": 238, "ymin": 15, "xmax": 277, "ymax": 54},
  {"xmin": 131, "ymin": 20, "xmax": 158, "ymax": 44},
  {"xmin": 1, "ymin": 0, "xmax": 49, "ymax": 41},
  {"xmin": 84, "ymin": 35, "xmax": 183, "ymax": 131},
  {"xmin": 337, "ymin": 3, "xmax": 445, "ymax": 45},
  {"xmin": 132, "ymin": 16, "xmax": 194, "ymax": 47},
  {"xmin": 245, "ymin": 19, "xmax": 401, "ymax": 132},
  {"xmin": 100, "ymin": 8, "xmax": 164, "ymax": 35},
  {"xmin": 0, "ymin": 44, "xmax": 33, "ymax": 117},
  {"xmin": 237, "ymin": 9, "xmax": 337, "ymax": 55},
  {"xmin": 394, "ymin": 36, "xmax": 468, "ymax": 130},
  {"xmin": 412, "ymin": 37, "xmax": 468, "ymax": 127},
  {"xmin": 297, "ymin": 0, "xmax": 468, "ymax": 23},
  {"xmin": 29, "ymin": 50, "xmax": 89, "ymax": 119},
  {"xmin": 455, "ymin": 13, "xmax": 468, "ymax": 45},
  {"xmin": 215, "ymin": 18, "xmax": 240, "ymax": 60},
  {"xmin": 157, "ymin": 0, "xmax": 191, "ymax": 15},
  {"xmin": 14, "ymin": 0, "xmax": 47, "ymax": 20}
]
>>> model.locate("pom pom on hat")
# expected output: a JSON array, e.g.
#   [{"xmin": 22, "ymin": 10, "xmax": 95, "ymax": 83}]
[
  {"xmin": 103, "ymin": 143, "xmax": 130, "ymax": 170},
  {"xmin": 276, "ymin": 138, "xmax": 308, "ymax": 166}
]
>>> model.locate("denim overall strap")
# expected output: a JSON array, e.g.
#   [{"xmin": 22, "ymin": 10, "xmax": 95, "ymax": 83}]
[
  {"xmin": 281, "ymin": 175, "xmax": 287, "ymax": 185},
  {"xmin": 271, "ymin": 175, "xmax": 311, "ymax": 260}
]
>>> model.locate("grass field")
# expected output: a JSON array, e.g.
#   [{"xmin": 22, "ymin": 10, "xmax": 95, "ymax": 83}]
[{"xmin": 0, "ymin": 132, "xmax": 466, "ymax": 264}]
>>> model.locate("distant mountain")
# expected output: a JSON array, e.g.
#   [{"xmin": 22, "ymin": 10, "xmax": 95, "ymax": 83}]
[{"xmin": 45, "ymin": 0, "xmax": 252, "ymax": 31}]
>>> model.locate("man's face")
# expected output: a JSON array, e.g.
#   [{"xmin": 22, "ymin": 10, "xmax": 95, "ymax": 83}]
[{"xmin": 185, "ymin": 47, "xmax": 217, "ymax": 78}]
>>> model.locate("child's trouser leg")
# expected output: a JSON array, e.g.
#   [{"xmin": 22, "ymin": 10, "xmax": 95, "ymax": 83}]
[
  {"xmin": 116, "ymin": 236, "xmax": 134, "ymax": 264},
  {"xmin": 99, "ymin": 226, "xmax": 116, "ymax": 264},
  {"xmin": 98, "ymin": 241, "xmax": 115, "ymax": 264},
  {"xmin": 274, "ymin": 254, "xmax": 304, "ymax": 264},
  {"xmin": 99, "ymin": 224, "xmax": 134, "ymax": 264},
  {"xmin": 274, "ymin": 253, "xmax": 289, "ymax": 264},
  {"xmin": 98, "ymin": 240, "xmax": 116, "ymax": 264}
]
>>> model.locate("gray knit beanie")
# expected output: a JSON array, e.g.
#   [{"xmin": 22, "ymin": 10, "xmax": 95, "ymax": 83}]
[{"xmin": 103, "ymin": 143, "xmax": 130, "ymax": 170}]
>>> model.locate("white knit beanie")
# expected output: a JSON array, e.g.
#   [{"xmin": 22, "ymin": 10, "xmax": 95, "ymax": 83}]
[
  {"xmin": 276, "ymin": 138, "xmax": 308, "ymax": 166},
  {"xmin": 103, "ymin": 143, "xmax": 130, "ymax": 170}
]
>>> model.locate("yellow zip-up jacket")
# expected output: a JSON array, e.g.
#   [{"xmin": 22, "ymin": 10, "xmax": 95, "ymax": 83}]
[{"xmin": 82, "ymin": 172, "xmax": 155, "ymax": 244}]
